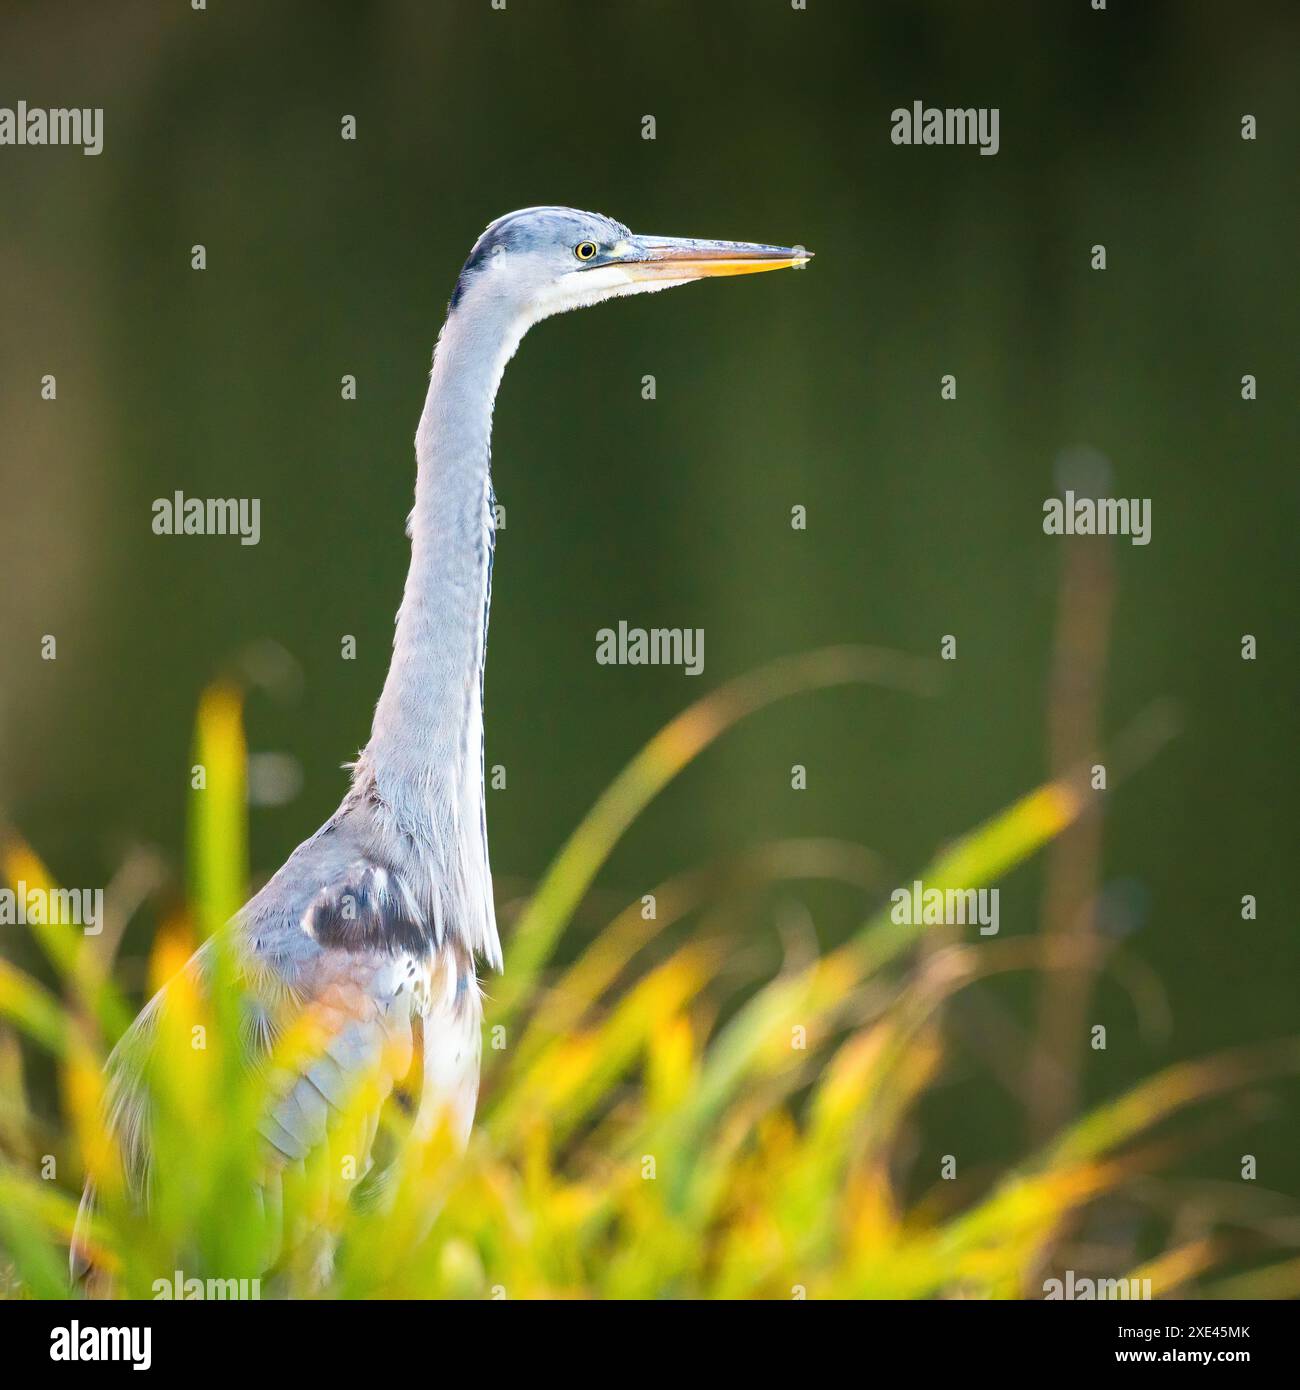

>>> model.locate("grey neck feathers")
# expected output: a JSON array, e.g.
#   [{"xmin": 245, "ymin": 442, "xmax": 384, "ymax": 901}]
[{"xmin": 357, "ymin": 294, "xmax": 527, "ymax": 970}]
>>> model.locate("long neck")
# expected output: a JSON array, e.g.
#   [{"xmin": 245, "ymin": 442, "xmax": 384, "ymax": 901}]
[{"xmin": 359, "ymin": 300, "xmax": 524, "ymax": 969}]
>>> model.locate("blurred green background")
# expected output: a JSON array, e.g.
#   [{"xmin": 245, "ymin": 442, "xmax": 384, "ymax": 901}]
[{"xmin": 1, "ymin": 1, "xmax": 1296, "ymax": 1219}]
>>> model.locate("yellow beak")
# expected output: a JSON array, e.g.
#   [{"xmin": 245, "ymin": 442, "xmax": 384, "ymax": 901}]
[{"xmin": 612, "ymin": 235, "xmax": 813, "ymax": 281}]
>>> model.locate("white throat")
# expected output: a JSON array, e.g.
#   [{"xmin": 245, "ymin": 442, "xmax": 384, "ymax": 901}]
[{"xmin": 357, "ymin": 294, "xmax": 529, "ymax": 970}]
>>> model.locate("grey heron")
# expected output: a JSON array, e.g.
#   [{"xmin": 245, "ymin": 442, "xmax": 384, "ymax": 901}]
[{"xmin": 74, "ymin": 206, "xmax": 811, "ymax": 1280}]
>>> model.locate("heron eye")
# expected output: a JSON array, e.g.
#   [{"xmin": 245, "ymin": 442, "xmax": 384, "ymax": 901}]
[{"xmin": 574, "ymin": 241, "xmax": 599, "ymax": 262}]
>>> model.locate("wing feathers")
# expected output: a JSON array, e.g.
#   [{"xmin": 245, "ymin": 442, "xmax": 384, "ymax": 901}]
[{"xmin": 73, "ymin": 846, "xmax": 484, "ymax": 1285}]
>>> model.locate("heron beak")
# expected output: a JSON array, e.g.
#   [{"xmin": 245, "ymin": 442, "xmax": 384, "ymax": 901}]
[{"xmin": 613, "ymin": 235, "xmax": 813, "ymax": 281}]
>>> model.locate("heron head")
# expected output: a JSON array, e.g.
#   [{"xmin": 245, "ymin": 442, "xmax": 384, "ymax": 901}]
[{"xmin": 449, "ymin": 206, "xmax": 812, "ymax": 324}]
